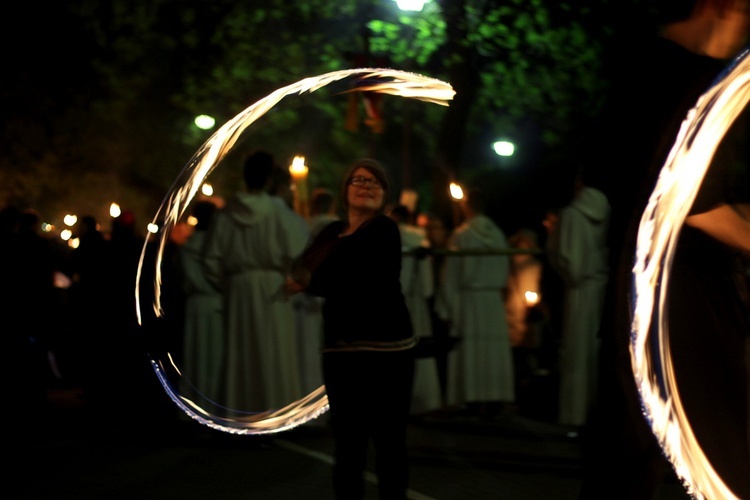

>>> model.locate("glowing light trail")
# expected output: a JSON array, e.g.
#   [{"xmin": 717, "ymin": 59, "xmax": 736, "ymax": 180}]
[
  {"xmin": 633, "ymin": 47, "xmax": 750, "ymax": 499},
  {"xmin": 135, "ymin": 68, "xmax": 454, "ymax": 434}
]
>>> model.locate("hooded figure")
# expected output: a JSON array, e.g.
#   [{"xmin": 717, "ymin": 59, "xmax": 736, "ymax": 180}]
[
  {"xmin": 437, "ymin": 189, "xmax": 515, "ymax": 415},
  {"xmin": 546, "ymin": 182, "xmax": 610, "ymax": 427},
  {"xmin": 202, "ymin": 151, "xmax": 307, "ymax": 415}
]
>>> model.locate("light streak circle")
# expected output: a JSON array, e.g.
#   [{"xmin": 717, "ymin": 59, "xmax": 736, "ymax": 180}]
[
  {"xmin": 134, "ymin": 68, "xmax": 454, "ymax": 435},
  {"xmin": 632, "ymin": 47, "xmax": 750, "ymax": 499}
]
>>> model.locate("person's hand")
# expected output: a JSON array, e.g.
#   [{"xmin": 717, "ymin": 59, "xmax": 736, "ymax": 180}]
[
  {"xmin": 271, "ymin": 276, "xmax": 305, "ymax": 302},
  {"xmin": 283, "ymin": 276, "xmax": 305, "ymax": 297}
]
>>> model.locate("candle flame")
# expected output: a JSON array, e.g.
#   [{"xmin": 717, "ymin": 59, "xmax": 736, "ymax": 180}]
[{"xmin": 289, "ymin": 156, "xmax": 308, "ymax": 177}]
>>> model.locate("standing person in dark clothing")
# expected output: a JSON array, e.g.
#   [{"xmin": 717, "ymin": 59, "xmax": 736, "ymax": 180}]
[
  {"xmin": 580, "ymin": 1, "xmax": 750, "ymax": 498},
  {"xmin": 4, "ymin": 209, "xmax": 65, "ymax": 413},
  {"xmin": 286, "ymin": 158, "xmax": 417, "ymax": 500}
]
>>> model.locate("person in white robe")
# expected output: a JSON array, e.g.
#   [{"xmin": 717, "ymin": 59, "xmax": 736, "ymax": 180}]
[
  {"xmin": 202, "ymin": 151, "xmax": 307, "ymax": 417},
  {"xmin": 389, "ymin": 205, "xmax": 443, "ymax": 415},
  {"xmin": 268, "ymin": 165, "xmax": 324, "ymax": 397},
  {"xmin": 545, "ymin": 178, "xmax": 610, "ymax": 427},
  {"xmin": 178, "ymin": 201, "xmax": 224, "ymax": 408},
  {"xmin": 437, "ymin": 189, "xmax": 514, "ymax": 416}
]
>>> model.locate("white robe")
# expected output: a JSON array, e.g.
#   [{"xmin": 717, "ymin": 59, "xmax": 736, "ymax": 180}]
[
  {"xmin": 275, "ymin": 197, "xmax": 325, "ymax": 397},
  {"xmin": 203, "ymin": 192, "xmax": 307, "ymax": 415},
  {"xmin": 179, "ymin": 229, "xmax": 224, "ymax": 406},
  {"xmin": 398, "ymin": 223, "xmax": 443, "ymax": 414},
  {"xmin": 546, "ymin": 186, "xmax": 610, "ymax": 426},
  {"xmin": 438, "ymin": 214, "xmax": 514, "ymax": 406}
]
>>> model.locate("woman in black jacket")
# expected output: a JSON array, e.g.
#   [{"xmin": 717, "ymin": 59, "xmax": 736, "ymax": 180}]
[{"xmin": 286, "ymin": 158, "xmax": 416, "ymax": 500}]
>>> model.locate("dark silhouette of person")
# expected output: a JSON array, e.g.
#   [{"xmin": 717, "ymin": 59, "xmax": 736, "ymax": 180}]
[
  {"xmin": 6, "ymin": 209, "xmax": 67, "ymax": 414},
  {"xmin": 579, "ymin": 1, "xmax": 750, "ymax": 497},
  {"xmin": 68, "ymin": 215, "xmax": 112, "ymax": 394}
]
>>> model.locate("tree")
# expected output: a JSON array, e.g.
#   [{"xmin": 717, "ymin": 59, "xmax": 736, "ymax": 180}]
[{"xmin": 0, "ymin": 0, "xmax": 644, "ymax": 233}]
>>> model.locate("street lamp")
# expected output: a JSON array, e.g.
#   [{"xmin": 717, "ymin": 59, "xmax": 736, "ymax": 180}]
[
  {"xmin": 394, "ymin": 0, "xmax": 428, "ymax": 12},
  {"xmin": 194, "ymin": 114, "xmax": 216, "ymax": 130},
  {"xmin": 492, "ymin": 140, "xmax": 515, "ymax": 157}
]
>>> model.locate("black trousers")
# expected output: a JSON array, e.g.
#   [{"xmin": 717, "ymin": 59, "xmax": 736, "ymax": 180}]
[{"xmin": 323, "ymin": 349, "xmax": 415, "ymax": 500}]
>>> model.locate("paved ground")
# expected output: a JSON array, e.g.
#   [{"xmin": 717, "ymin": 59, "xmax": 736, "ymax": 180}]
[{"xmin": 4, "ymin": 383, "xmax": 694, "ymax": 500}]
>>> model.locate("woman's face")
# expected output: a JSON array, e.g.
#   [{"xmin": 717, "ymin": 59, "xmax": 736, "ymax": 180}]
[{"xmin": 347, "ymin": 167, "xmax": 384, "ymax": 214}]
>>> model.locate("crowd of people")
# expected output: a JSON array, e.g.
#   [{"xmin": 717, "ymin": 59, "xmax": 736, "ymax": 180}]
[{"xmin": 0, "ymin": 151, "xmax": 578, "ymax": 497}]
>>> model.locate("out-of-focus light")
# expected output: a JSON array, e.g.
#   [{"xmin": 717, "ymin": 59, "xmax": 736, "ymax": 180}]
[
  {"xmin": 110, "ymin": 203, "xmax": 121, "ymax": 218},
  {"xmin": 63, "ymin": 214, "xmax": 77, "ymax": 226},
  {"xmin": 194, "ymin": 114, "xmax": 216, "ymax": 130},
  {"xmin": 41, "ymin": 222, "xmax": 54, "ymax": 233},
  {"xmin": 53, "ymin": 271, "xmax": 71, "ymax": 289},
  {"xmin": 289, "ymin": 156, "xmax": 308, "ymax": 179},
  {"xmin": 394, "ymin": 0, "xmax": 428, "ymax": 11},
  {"xmin": 147, "ymin": 223, "xmax": 159, "ymax": 234},
  {"xmin": 449, "ymin": 182, "xmax": 464, "ymax": 200},
  {"xmin": 187, "ymin": 215, "xmax": 198, "ymax": 227},
  {"xmin": 60, "ymin": 229, "xmax": 73, "ymax": 241},
  {"xmin": 492, "ymin": 140, "xmax": 515, "ymax": 157},
  {"xmin": 68, "ymin": 237, "xmax": 80, "ymax": 249},
  {"xmin": 201, "ymin": 183, "xmax": 214, "ymax": 196},
  {"xmin": 524, "ymin": 291, "xmax": 539, "ymax": 306}
]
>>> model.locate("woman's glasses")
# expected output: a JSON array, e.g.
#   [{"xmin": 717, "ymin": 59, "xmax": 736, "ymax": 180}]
[{"xmin": 349, "ymin": 175, "xmax": 382, "ymax": 189}]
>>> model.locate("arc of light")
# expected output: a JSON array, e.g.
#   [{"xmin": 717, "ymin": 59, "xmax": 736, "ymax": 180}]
[
  {"xmin": 632, "ymin": 47, "xmax": 750, "ymax": 500},
  {"xmin": 133, "ymin": 68, "xmax": 454, "ymax": 434}
]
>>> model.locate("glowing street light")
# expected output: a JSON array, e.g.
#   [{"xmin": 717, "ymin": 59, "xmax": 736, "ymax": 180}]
[
  {"xmin": 492, "ymin": 140, "xmax": 515, "ymax": 157},
  {"xmin": 194, "ymin": 114, "xmax": 216, "ymax": 130},
  {"xmin": 394, "ymin": 0, "xmax": 428, "ymax": 11}
]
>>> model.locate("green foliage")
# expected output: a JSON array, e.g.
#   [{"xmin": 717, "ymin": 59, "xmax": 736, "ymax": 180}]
[{"xmin": 1, "ymin": 0, "xmax": 632, "ymax": 228}]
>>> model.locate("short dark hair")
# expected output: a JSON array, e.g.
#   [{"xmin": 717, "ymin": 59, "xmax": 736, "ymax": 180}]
[
  {"xmin": 389, "ymin": 204, "xmax": 410, "ymax": 222},
  {"xmin": 192, "ymin": 201, "xmax": 217, "ymax": 231},
  {"xmin": 464, "ymin": 187, "xmax": 487, "ymax": 214},
  {"xmin": 311, "ymin": 188, "xmax": 335, "ymax": 214},
  {"xmin": 338, "ymin": 158, "xmax": 390, "ymax": 215},
  {"xmin": 243, "ymin": 150, "xmax": 275, "ymax": 190},
  {"xmin": 267, "ymin": 164, "xmax": 292, "ymax": 197}
]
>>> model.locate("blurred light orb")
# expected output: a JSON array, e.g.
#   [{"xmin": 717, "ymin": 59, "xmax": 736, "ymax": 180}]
[
  {"xmin": 449, "ymin": 182, "xmax": 464, "ymax": 200},
  {"xmin": 194, "ymin": 114, "xmax": 216, "ymax": 130},
  {"xmin": 201, "ymin": 183, "xmax": 214, "ymax": 196},
  {"xmin": 63, "ymin": 214, "xmax": 77, "ymax": 226},
  {"xmin": 110, "ymin": 203, "xmax": 121, "ymax": 218},
  {"xmin": 147, "ymin": 223, "xmax": 159, "ymax": 234},
  {"xmin": 492, "ymin": 140, "xmax": 515, "ymax": 157},
  {"xmin": 60, "ymin": 228, "xmax": 72, "ymax": 241},
  {"xmin": 394, "ymin": 0, "xmax": 428, "ymax": 11}
]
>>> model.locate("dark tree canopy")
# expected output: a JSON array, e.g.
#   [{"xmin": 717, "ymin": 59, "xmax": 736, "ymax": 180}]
[{"xmin": 0, "ymin": 0, "xmax": 653, "ymax": 233}]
